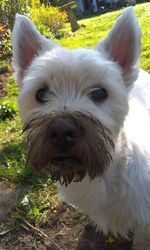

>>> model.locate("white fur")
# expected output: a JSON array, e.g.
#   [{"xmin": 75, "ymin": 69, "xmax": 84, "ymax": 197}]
[
  {"xmin": 59, "ymin": 69, "xmax": 150, "ymax": 238},
  {"xmin": 12, "ymin": 14, "xmax": 58, "ymax": 82},
  {"xmin": 12, "ymin": 7, "xmax": 150, "ymax": 249}
]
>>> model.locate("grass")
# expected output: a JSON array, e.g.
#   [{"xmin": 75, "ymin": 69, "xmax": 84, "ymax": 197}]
[
  {"xmin": 0, "ymin": 61, "xmax": 10, "ymax": 74},
  {"xmin": 0, "ymin": 2, "xmax": 150, "ymax": 223},
  {"xmin": 60, "ymin": 3, "xmax": 150, "ymax": 72}
]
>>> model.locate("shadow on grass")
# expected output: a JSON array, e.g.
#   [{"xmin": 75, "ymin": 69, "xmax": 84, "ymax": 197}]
[
  {"xmin": 77, "ymin": 2, "xmax": 149, "ymax": 22},
  {"xmin": 78, "ymin": 6, "xmax": 123, "ymax": 21}
]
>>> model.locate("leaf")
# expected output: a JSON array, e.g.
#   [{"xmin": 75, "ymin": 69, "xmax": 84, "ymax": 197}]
[
  {"xmin": 33, "ymin": 207, "xmax": 40, "ymax": 216},
  {"xmin": 0, "ymin": 226, "xmax": 17, "ymax": 236},
  {"xmin": 21, "ymin": 195, "xmax": 29, "ymax": 206}
]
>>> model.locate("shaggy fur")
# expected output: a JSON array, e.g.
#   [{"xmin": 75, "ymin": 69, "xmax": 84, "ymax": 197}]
[
  {"xmin": 23, "ymin": 111, "xmax": 114, "ymax": 186},
  {"xmin": 12, "ymin": 7, "xmax": 150, "ymax": 250}
]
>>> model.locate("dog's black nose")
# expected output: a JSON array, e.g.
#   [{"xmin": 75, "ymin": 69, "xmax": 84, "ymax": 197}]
[{"xmin": 49, "ymin": 119, "xmax": 81, "ymax": 150}]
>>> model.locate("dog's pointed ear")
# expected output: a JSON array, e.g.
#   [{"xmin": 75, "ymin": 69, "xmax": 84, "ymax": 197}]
[
  {"xmin": 12, "ymin": 14, "xmax": 58, "ymax": 83},
  {"xmin": 96, "ymin": 7, "xmax": 141, "ymax": 86}
]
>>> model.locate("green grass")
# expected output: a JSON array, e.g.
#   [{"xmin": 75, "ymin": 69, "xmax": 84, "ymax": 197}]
[
  {"xmin": 0, "ymin": 76, "xmax": 25, "ymax": 180},
  {"xmin": 0, "ymin": 3, "xmax": 150, "ymax": 223},
  {"xmin": 60, "ymin": 3, "xmax": 150, "ymax": 72},
  {"xmin": 0, "ymin": 61, "xmax": 10, "ymax": 74}
]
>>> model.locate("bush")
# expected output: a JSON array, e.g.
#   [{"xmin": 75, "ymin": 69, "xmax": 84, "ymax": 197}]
[
  {"xmin": 0, "ymin": 24, "xmax": 11, "ymax": 60},
  {"xmin": 0, "ymin": 60, "xmax": 10, "ymax": 74},
  {"xmin": 34, "ymin": 23, "xmax": 54, "ymax": 38},
  {"xmin": 0, "ymin": 0, "xmax": 29, "ymax": 59},
  {"xmin": 0, "ymin": 99, "xmax": 17, "ymax": 121},
  {"xmin": 0, "ymin": 0, "xmax": 29, "ymax": 28},
  {"xmin": 30, "ymin": 0, "xmax": 68, "ymax": 33}
]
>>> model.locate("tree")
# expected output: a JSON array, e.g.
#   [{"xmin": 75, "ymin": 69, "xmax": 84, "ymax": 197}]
[
  {"xmin": 61, "ymin": 1, "xmax": 80, "ymax": 32},
  {"xmin": 40, "ymin": 0, "xmax": 80, "ymax": 32}
]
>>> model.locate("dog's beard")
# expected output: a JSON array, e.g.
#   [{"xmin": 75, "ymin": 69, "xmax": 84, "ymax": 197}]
[{"xmin": 23, "ymin": 111, "xmax": 115, "ymax": 186}]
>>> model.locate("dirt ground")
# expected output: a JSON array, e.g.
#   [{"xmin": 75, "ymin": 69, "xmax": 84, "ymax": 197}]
[
  {"xmin": 0, "ymin": 200, "xmax": 86, "ymax": 250},
  {"xmin": 0, "ymin": 182, "xmax": 133, "ymax": 250}
]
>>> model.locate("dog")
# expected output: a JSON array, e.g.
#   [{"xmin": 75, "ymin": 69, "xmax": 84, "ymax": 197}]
[{"xmin": 12, "ymin": 7, "xmax": 150, "ymax": 250}]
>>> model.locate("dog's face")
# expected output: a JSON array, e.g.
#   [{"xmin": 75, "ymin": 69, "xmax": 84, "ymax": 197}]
[{"xmin": 12, "ymin": 8, "xmax": 141, "ymax": 185}]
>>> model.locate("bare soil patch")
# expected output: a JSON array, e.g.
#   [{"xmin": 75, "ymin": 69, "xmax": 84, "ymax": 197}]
[
  {"xmin": 0, "ymin": 202, "xmax": 132, "ymax": 250},
  {"xmin": 0, "ymin": 181, "xmax": 132, "ymax": 250},
  {"xmin": 0, "ymin": 199, "xmax": 87, "ymax": 250}
]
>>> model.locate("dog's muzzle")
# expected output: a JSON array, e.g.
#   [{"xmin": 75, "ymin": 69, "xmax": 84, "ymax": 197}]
[
  {"xmin": 48, "ymin": 118, "xmax": 83, "ymax": 167},
  {"xmin": 49, "ymin": 119, "xmax": 82, "ymax": 151},
  {"xmin": 23, "ymin": 112, "xmax": 115, "ymax": 186}
]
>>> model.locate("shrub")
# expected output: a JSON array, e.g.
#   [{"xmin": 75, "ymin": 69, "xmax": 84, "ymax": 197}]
[
  {"xmin": 0, "ymin": 24, "xmax": 11, "ymax": 59},
  {"xmin": 0, "ymin": 60, "xmax": 10, "ymax": 74},
  {"xmin": 0, "ymin": 1, "xmax": 17, "ymax": 60},
  {"xmin": 34, "ymin": 23, "xmax": 54, "ymax": 38},
  {"xmin": 0, "ymin": 99, "xmax": 17, "ymax": 121},
  {"xmin": 30, "ymin": 0, "xmax": 68, "ymax": 33},
  {"xmin": 0, "ymin": 0, "xmax": 29, "ymax": 28}
]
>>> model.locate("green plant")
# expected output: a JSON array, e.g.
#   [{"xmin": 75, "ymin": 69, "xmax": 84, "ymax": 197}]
[
  {"xmin": 6, "ymin": 76, "xmax": 19, "ymax": 97},
  {"xmin": 30, "ymin": 0, "xmax": 68, "ymax": 33},
  {"xmin": 19, "ymin": 177, "xmax": 56, "ymax": 223},
  {"xmin": 35, "ymin": 23, "xmax": 54, "ymax": 38},
  {"xmin": 0, "ymin": 60, "xmax": 10, "ymax": 74},
  {"xmin": 0, "ymin": 24, "xmax": 11, "ymax": 59},
  {"xmin": 0, "ymin": 0, "xmax": 29, "ymax": 28},
  {"xmin": 0, "ymin": 30, "xmax": 12, "ymax": 59},
  {"xmin": 0, "ymin": 99, "xmax": 17, "ymax": 121}
]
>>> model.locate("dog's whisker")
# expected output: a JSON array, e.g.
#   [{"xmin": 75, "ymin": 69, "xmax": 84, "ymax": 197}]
[{"xmin": 23, "ymin": 111, "xmax": 114, "ymax": 183}]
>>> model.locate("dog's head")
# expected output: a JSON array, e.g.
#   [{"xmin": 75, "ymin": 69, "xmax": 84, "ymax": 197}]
[{"xmin": 12, "ymin": 8, "xmax": 141, "ymax": 185}]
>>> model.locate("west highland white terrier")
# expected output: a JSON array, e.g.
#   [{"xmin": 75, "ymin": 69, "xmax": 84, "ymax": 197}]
[{"xmin": 12, "ymin": 7, "xmax": 150, "ymax": 250}]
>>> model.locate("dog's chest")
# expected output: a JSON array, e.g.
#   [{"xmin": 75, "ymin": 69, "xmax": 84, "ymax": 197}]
[
  {"xmin": 58, "ymin": 172, "xmax": 135, "ymax": 236},
  {"xmin": 58, "ymin": 131, "xmax": 150, "ymax": 237}
]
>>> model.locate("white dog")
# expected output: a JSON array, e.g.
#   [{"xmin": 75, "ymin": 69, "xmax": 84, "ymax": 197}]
[{"xmin": 12, "ymin": 7, "xmax": 150, "ymax": 250}]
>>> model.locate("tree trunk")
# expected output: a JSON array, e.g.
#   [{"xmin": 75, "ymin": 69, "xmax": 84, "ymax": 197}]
[{"xmin": 67, "ymin": 9, "xmax": 80, "ymax": 32}]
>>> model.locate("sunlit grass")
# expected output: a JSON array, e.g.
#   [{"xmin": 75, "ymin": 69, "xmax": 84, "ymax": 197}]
[{"xmin": 60, "ymin": 3, "xmax": 150, "ymax": 72}]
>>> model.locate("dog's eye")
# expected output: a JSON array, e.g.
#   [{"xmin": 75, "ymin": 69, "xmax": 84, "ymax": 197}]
[
  {"xmin": 89, "ymin": 88, "xmax": 108, "ymax": 103},
  {"xmin": 36, "ymin": 88, "xmax": 48, "ymax": 103}
]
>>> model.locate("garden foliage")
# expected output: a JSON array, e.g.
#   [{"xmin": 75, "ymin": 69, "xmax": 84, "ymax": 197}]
[
  {"xmin": 0, "ymin": 0, "xmax": 68, "ymax": 59},
  {"xmin": 0, "ymin": 0, "xmax": 29, "ymax": 28},
  {"xmin": 0, "ymin": 99, "xmax": 17, "ymax": 121},
  {"xmin": 0, "ymin": 24, "xmax": 11, "ymax": 59},
  {"xmin": 30, "ymin": 0, "xmax": 68, "ymax": 33}
]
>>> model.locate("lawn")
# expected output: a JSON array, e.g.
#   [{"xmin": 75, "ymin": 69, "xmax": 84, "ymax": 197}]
[
  {"xmin": 60, "ymin": 3, "xmax": 150, "ymax": 72},
  {"xmin": 0, "ymin": 3, "xmax": 150, "ymax": 249}
]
